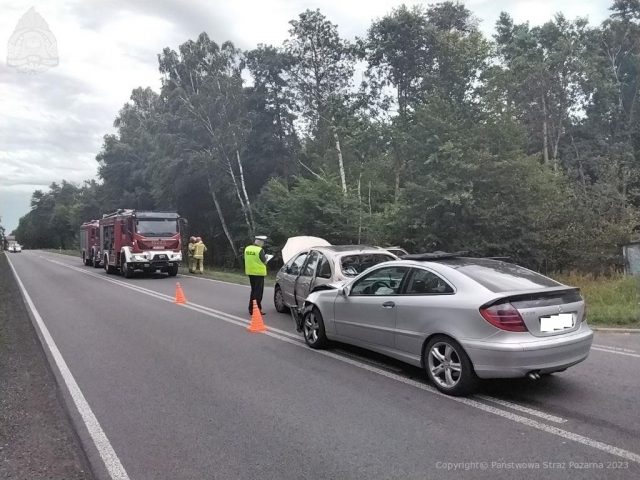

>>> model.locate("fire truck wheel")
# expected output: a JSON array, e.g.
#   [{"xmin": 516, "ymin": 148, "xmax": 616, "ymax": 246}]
[
  {"xmin": 121, "ymin": 256, "xmax": 134, "ymax": 278},
  {"xmin": 168, "ymin": 265, "xmax": 178, "ymax": 277},
  {"xmin": 105, "ymin": 257, "xmax": 116, "ymax": 274}
]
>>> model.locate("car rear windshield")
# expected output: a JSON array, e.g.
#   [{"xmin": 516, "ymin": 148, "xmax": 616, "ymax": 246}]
[
  {"xmin": 341, "ymin": 253, "xmax": 395, "ymax": 277},
  {"xmin": 436, "ymin": 258, "xmax": 561, "ymax": 292}
]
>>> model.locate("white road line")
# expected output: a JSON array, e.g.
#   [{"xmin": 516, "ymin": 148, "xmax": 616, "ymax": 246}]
[
  {"xmin": 6, "ymin": 256, "xmax": 130, "ymax": 480},
  {"xmin": 178, "ymin": 272, "xmax": 258, "ymax": 288},
  {"xmin": 475, "ymin": 395, "xmax": 567, "ymax": 424},
  {"xmin": 592, "ymin": 343, "xmax": 637, "ymax": 354},
  {"xmin": 591, "ymin": 346, "xmax": 640, "ymax": 358},
  {"xmin": 34, "ymin": 256, "xmax": 640, "ymax": 465},
  {"xmin": 333, "ymin": 348, "xmax": 405, "ymax": 373},
  {"xmin": 264, "ymin": 329, "xmax": 640, "ymax": 464}
]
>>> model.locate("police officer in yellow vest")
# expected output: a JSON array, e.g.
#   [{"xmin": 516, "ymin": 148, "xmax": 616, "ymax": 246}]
[{"xmin": 244, "ymin": 235, "xmax": 268, "ymax": 315}]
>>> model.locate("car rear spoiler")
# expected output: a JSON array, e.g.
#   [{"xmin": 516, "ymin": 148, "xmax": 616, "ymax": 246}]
[
  {"xmin": 403, "ymin": 251, "xmax": 512, "ymax": 262},
  {"xmin": 480, "ymin": 286, "xmax": 582, "ymax": 309}
]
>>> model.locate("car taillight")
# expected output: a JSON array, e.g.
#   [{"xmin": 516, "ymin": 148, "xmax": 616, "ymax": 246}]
[{"xmin": 480, "ymin": 302, "xmax": 528, "ymax": 332}]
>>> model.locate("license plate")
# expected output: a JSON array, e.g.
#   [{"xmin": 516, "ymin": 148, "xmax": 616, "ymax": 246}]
[{"xmin": 540, "ymin": 313, "xmax": 575, "ymax": 332}]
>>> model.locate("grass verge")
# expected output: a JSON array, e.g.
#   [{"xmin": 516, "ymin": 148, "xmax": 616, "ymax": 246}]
[
  {"xmin": 178, "ymin": 266, "xmax": 276, "ymax": 287},
  {"xmin": 554, "ymin": 273, "xmax": 639, "ymax": 328},
  {"xmin": 43, "ymin": 249, "xmax": 81, "ymax": 257}
]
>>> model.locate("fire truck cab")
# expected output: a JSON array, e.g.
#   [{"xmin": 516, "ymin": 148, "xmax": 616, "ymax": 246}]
[
  {"xmin": 99, "ymin": 209, "xmax": 183, "ymax": 278},
  {"xmin": 80, "ymin": 220, "xmax": 101, "ymax": 267}
]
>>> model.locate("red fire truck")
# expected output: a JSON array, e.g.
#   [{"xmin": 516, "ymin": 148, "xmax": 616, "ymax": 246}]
[
  {"xmin": 80, "ymin": 220, "xmax": 101, "ymax": 267},
  {"xmin": 98, "ymin": 209, "xmax": 183, "ymax": 278}
]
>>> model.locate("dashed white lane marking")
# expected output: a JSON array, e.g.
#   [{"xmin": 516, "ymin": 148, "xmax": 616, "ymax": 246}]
[
  {"xmin": 475, "ymin": 395, "xmax": 567, "ymax": 424},
  {"xmin": 30, "ymin": 255, "xmax": 640, "ymax": 465},
  {"xmin": 591, "ymin": 346, "xmax": 640, "ymax": 358},
  {"xmin": 6, "ymin": 256, "xmax": 130, "ymax": 480},
  {"xmin": 592, "ymin": 343, "xmax": 638, "ymax": 354}
]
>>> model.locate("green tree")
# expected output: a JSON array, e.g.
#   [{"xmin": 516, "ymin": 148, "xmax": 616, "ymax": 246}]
[
  {"xmin": 285, "ymin": 9, "xmax": 356, "ymax": 196},
  {"xmin": 158, "ymin": 34, "xmax": 253, "ymax": 250},
  {"xmin": 493, "ymin": 13, "xmax": 591, "ymax": 169}
]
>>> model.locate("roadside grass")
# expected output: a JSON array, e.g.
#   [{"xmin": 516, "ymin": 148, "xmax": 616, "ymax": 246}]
[
  {"xmin": 43, "ymin": 249, "xmax": 81, "ymax": 257},
  {"xmin": 178, "ymin": 266, "xmax": 276, "ymax": 287},
  {"xmin": 554, "ymin": 273, "xmax": 639, "ymax": 328}
]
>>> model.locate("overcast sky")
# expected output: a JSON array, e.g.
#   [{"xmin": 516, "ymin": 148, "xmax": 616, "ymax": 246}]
[{"xmin": 0, "ymin": 0, "xmax": 612, "ymax": 233}]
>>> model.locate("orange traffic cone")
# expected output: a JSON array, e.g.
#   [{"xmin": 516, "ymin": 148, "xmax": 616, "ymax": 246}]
[
  {"xmin": 247, "ymin": 300, "xmax": 267, "ymax": 333},
  {"xmin": 174, "ymin": 282, "xmax": 187, "ymax": 304}
]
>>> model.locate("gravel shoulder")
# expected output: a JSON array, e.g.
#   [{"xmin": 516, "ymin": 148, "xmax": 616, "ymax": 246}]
[{"xmin": 0, "ymin": 252, "xmax": 94, "ymax": 480}]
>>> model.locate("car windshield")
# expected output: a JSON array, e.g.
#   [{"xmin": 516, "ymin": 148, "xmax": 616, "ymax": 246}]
[
  {"xmin": 437, "ymin": 258, "xmax": 561, "ymax": 292},
  {"xmin": 136, "ymin": 219, "xmax": 178, "ymax": 237},
  {"xmin": 340, "ymin": 253, "xmax": 395, "ymax": 277}
]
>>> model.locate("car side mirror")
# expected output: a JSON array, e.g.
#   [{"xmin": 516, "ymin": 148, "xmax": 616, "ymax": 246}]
[{"xmin": 339, "ymin": 286, "xmax": 350, "ymax": 296}]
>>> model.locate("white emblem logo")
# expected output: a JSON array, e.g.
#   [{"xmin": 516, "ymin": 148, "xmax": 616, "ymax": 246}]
[{"xmin": 7, "ymin": 7, "xmax": 59, "ymax": 74}]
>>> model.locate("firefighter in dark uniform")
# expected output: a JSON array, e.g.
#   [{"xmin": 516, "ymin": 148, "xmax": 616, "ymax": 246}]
[{"xmin": 244, "ymin": 235, "xmax": 268, "ymax": 315}]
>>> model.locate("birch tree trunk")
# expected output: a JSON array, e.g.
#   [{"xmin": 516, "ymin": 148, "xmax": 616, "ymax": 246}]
[
  {"xmin": 541, "ymin": 95, "xmax": 550, "ymax": 166},
  {"xmin": 235, "ymin": 149, "xmax": 255, "ymax": 233},
  {"xmin": 331, "ymin": 116, "xmax": 347, "ymax": 197},
  {"xmin": 394, "ymin": 161, "xmax": 401, "ymax": 204},
  {"xmin": 357, "ymin": 172, "xmax": 362, "ymax": 244},
  {"xmin": 206, "ymin": 170, "xmax": 236, "ymax": 254},
  {"xmin": 221, "ymin": 149, "xmax": 253, "ymax": 236},
  {"xmin": 552, "ymin": 120, "xmax": 561, "ymax": 172}
]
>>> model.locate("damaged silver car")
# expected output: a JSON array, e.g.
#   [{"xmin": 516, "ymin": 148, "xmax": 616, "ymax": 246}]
[{"xmin": 274, "ymin": 243, "xmax": 396, "ymax": 313}]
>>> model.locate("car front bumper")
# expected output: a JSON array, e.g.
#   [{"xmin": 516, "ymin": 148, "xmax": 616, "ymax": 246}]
[{"xmin": 461, "ymin": 323, "xmax": 594, "ymax": 379}]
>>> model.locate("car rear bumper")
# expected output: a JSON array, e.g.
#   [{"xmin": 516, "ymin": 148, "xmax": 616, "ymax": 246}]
[{"xmin": 461, "ymin": 323, "xmax": 594, "ymax": 379}]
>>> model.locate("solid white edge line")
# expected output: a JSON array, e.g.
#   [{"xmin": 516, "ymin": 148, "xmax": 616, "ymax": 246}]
[
  {"xmin": 37, "ymin": 254, "xmax": 640, "ymax": 465},
  {"xmin": 475, "ymin": 395, "xmax": 567, "ymax": 424},
  {"xmin": 6, "ymin": 255, "xmax": 131, "ymax": 480}
]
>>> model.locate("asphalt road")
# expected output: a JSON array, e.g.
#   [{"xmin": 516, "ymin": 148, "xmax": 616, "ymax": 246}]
[{"xmin": 6, "ymin": 250, "xmax": 640, "ymax": 480}]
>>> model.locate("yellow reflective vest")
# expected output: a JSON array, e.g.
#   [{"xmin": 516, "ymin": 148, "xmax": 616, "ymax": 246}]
[{"xmin": 244, "ymin": 244, "xmax": 266, "ymax": 276}]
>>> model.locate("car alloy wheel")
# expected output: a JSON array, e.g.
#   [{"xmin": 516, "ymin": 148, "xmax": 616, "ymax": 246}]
[
  {"xmin": 274, "ymin": 285, "xmax": 288, "ymax": 313},
  {"xmin": 428, "ymin": 342, "xmax": 462, "ymax": 389},
  {"xmin": 425, "ymin": 335, "xmax": 478, "ymax": 396},
  {"xmin": 303, "ymin": 307, "xmax": 327, "ymax": 349}
]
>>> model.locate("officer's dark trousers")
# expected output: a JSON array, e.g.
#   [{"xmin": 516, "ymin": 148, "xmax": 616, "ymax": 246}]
[{"xmin": 248, "ymin": 275, "xmax": 265, "ymax": 314}]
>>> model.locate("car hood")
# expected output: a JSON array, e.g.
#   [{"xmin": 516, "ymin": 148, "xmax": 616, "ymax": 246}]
[{"xmin": 281, "ymin": 236, "xmax": 331, "ymax": 264}]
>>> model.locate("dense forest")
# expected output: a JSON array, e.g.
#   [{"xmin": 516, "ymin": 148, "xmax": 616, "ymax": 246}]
[{"xmin": 12, "ymin": 1, "xmax": 640, "ymax": 273}]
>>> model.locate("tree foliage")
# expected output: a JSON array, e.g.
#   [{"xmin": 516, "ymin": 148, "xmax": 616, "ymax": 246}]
[{"xmin": 14, "ymin": 1, "xmax": 640, "ymax": 273}]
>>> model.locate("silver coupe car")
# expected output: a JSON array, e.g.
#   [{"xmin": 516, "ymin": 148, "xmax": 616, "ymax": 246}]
[
  {"xmin": 299, "ymin": 253, "xmax": 594, "ymax": 396},
  {"xmin": 274, "ymin": 245, "xmax": 397, "ymax": 312}
]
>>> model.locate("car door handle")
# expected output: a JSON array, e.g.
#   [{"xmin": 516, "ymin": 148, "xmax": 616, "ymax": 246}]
[{"xmin": 382, "ymin": 301, "xmax": 395, "ymax": 308}]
